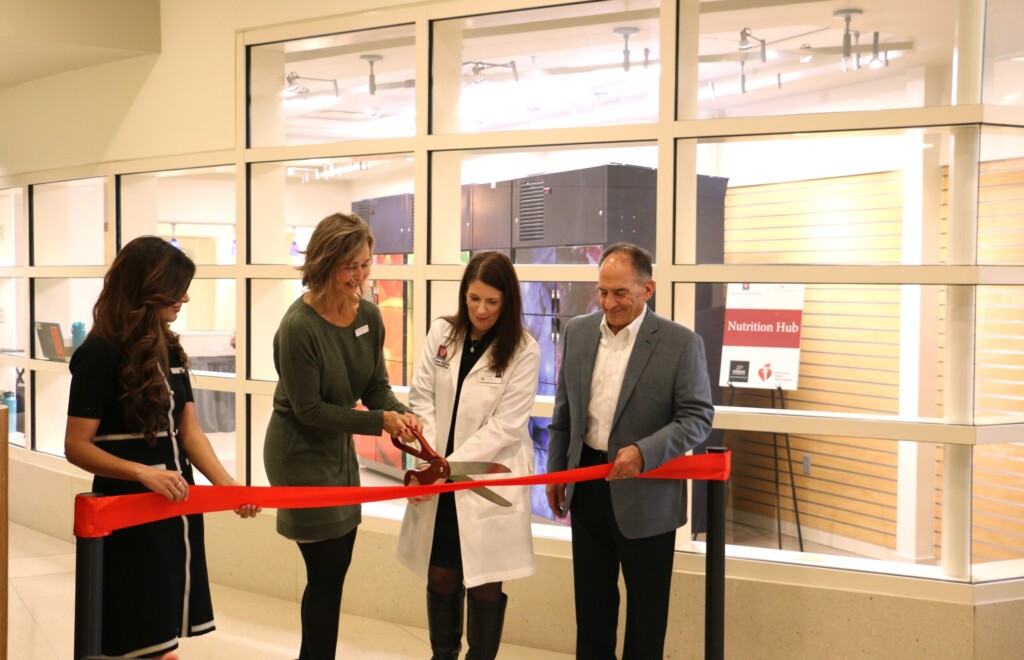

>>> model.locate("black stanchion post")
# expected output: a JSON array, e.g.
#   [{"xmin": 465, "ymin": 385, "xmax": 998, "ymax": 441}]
[
  {"xmin": 704, "ymin": 448, "xmax": 727, "ymax": 660},
  {"xmin": 74, "ymin": 492, "xmax": 105, "ymax": 660}
]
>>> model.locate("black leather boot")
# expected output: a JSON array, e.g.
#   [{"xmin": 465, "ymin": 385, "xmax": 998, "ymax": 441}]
[
  {"xmin": 465, "ymin": 593, "xmax": 507, "ymax": 660},
  {"xmin": 426, "ymin": 587, "xmax": 464, "ymax": 660}
]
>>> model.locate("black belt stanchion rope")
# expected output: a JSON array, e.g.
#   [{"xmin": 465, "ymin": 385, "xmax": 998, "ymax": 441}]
[
  {"xmin": 704, "ymin": 447, "xmax": 728, "ymax": 660},
  {"xmin": 74, "ymin": 492, "xmax": 105, "ymax": 660}
]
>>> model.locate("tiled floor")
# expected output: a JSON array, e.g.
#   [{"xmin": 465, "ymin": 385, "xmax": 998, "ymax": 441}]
[{"xmin": 6, "ymin": 522, "xmax": 573, "ymax": 660}]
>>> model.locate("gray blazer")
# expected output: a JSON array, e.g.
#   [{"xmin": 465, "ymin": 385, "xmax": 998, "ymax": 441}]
[{"xmin": 547, "ymin": 309, "xmax": 715, "ymax": 539}]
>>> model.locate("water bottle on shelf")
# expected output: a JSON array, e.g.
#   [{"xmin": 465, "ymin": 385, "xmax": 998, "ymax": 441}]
[
  {"xmin": 2, "ymin": 390, "xmax": 15, "ymax": 434},
  {"xmin": 71, "ymin": 321, "xmax": 86, "ymax": 353}
]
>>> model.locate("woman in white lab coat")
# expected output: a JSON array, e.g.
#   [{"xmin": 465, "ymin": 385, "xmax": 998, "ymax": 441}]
[{"xmin": 396, "ymin": 251, "xmax": 540, "ymax": 660}]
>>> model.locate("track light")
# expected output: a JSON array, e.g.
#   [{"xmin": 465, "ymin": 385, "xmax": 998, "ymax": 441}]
[
  {"xmin": 613, "ymin": 26, "xmax": 640, "ymax": 72},
  {"xmin": 869, "ymin": 31, "xmax": 885, "ymax": 69},
  {"xmin": 360, "ymin": 54, "xmax": 383, "ymax": 95},
  {"xmin": 284, "ymin": 71, "xmax": 339, "ymax": 97},
  {"xmin": 738, "ymin": 28, "xmax": 766, "ymax": 64},
  {"xmin": 834, "ymin": 8, "xmax": 863, "ymax": 71}
]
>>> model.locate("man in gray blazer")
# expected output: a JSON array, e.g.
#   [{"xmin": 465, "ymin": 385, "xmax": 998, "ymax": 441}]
[{"xmin": 546, "ymin": 243, "xmax": 714, "ymax": 659}]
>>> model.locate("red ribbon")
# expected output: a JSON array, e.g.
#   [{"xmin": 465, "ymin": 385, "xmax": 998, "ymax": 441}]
[{"xmin": 74, "ymin": 450, "xmax": 730, "ymax": 538}]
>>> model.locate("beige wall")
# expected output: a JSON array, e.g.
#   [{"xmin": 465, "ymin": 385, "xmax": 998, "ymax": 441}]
[{"xmin": 0, "ymin": 0, "xmax": 402, "ymax": 177}]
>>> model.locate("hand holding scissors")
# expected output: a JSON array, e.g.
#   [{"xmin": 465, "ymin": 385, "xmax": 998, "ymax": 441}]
[{"xmin": 391, "ymin": 428, "xmax": 513, "ymax": 507}]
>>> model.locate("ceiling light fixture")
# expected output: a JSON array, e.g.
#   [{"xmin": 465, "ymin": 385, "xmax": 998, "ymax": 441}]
[
  {"xmin": 360, "ymin": 54, "xmax": 383, "ymax": 95},
  {"xmin": 834, "ymin": 8, "xmax": 863, "ymax": 71},
  {"xmin": 285, "ymin": 71, "xmax": 339, "ymax": 97},
  {"xmin": 613, "ymin": 26, "xmax": 640, "ymax": 72},
  {"xmin": 738, "ymin": 28, "xmax": 767, "ymax": 64},
  {"xmin": 868, "ymin": 31, "xmax": 885, "ymax": 69},
  {"xmin": 799, "ymin": 43, "xmax": 814, "ymax": 64}
]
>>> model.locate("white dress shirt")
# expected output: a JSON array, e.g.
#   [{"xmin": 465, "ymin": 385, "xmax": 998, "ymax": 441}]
[{"xmin": 584, "ymin": 305, "xmax": 647, "ymax": 452}]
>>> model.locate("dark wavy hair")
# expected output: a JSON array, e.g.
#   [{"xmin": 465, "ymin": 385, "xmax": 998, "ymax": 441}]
[
  {"xmin": 299, "ymin": 212, "xmax": 375, "ymax": 300},
  {"xmin": 90, "ymin": 236, "xmax": 195, "ymax": 446},
  {"xmin": 442, "ymin": 251, "xmax": 525, "ymax": 376}
]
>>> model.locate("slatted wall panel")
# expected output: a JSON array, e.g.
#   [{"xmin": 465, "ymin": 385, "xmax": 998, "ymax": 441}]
[
  {"xmin": 934, "ymin": 157, "xmax": 1024, "ymax": 563},
  {"xmin": 722, "ymin": 172, "xmax": 904, "ymax": 551}
]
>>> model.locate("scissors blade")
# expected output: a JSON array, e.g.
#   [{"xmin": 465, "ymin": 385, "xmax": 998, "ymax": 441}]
[
  {"xmin": 449, "ymin": 475, "xmax": 513, "ymax": 507},
  {"xmin": 447, "ymin": 461, "xmax": 511, "ymax": 476}
]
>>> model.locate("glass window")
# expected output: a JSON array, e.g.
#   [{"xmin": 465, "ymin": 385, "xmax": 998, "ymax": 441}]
[
  {"xmin": 248, "ymin": 24, "xmax": 416, "ymax": 147},
  {"xmin": 432, "ymin": 0, "xmax": 660, "ymax": 133},
  {"xmin": 0, "ymin": 187, "xmax": 24, "ymax": 267},
  {"xmin": 520, "ymin": 281, "xmax": 599, "ymax": 396},
  {"xmin": 687, "ymin": 126, "xmax": 984, "ymax": 266},
  {"xmin": 172, "ymin": 278, "xmax": 236, "ymax": 378},
  {"xmin": 977, "ymin": 126, "xmax": 1024, "ymax": 265},
  {"xmin": 120, "ymin": 166, "xmax": 237, "ymax": 265},
  {"xmin": 692, "ymin": 2, "xmax": 955, "ymax": 118},
  {"xmin": 32, "ymin": 278, "xmax": 104, "ymax": 362},
  {"xmin": 0, "ymin": 277, "xmax": 28, "ymax": 357},
  {"xmin": 1, "ymin": 365, "xmax": 27, "ymax": 446},
  {"xmin": 972, "ymin": 441, "xmax": 1024, "ymax": 572},
  {"xmin": 31, "ymin": 178, "xmax": 106, "ymax": 267},
  {"xmin": 191, "ymin": 387, "xmax": 237, "ymax": 484},
  {"xmin": 249, "ymin": 393, "xmax": 273, "ymax": 487},
  {"xmin": 982, "ymin": 0, "xmax": 1024, "ymax": 108},
  {"xmin": 249, "ymin": 154, "xmax": 414, "ymax": 265},
  {"xmin": 432, "ymin": 143, "xmax": 656, "ymax": 265},
  {"xmin": 33, "ymin": 370, "xmax": 69, "ymax": 456}
]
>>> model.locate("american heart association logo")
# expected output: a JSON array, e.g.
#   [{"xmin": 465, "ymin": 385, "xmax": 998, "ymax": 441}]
[{"xmin": 758, "ymin": 363, "xmax": 772, "ymax": 382}]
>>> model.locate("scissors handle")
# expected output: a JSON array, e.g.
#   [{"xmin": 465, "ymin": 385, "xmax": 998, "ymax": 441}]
[{"xmin": 390, "ymin": 428, "xmax": 451, "ymax": 486}]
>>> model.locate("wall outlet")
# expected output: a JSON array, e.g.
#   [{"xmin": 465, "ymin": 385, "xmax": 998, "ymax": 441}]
[{"xmin": 802, "ymin": 454, "xmax": 812, "ymax": 476}]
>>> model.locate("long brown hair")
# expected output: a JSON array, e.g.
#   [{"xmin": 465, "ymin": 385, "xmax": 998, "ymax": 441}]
[
  {"xmin": 299, "ymin": 212, "xmax": 375, "ymax": 303},
  {"xmin": 443, "ymin": 251, "xmax": 525, "ymax": 376},
  {"xmin": 90, "ymin": 236, "xmax": 195, "ymax": 445}
]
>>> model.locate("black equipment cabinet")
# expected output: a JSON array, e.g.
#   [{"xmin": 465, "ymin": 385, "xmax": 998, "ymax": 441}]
[
  {"xmin": 352, "ymin": 192, "xmax": 414, "ymax": 254},
  {"xmin": 512, "ymin": 164, "xmax": 657, "ymax": 254}
]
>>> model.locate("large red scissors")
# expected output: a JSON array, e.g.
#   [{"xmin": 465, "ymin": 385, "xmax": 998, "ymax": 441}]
[{"xmin": 391, "ymin": 428, "xmax": 512, "ymax": 507}]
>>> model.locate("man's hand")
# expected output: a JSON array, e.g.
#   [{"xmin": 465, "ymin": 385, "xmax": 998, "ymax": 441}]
[
  {"xmin": 546, "ymin": 483, "xmax": 566, "ymax": 519},
  {"xmin": 606, "ymin": 445, "xmax": 644, "ymax": 482}
]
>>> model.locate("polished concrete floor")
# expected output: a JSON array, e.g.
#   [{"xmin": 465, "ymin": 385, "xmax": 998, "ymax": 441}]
[{"xmin": 7, "ymin": 521, "xmax": 574, "ymax": 660}]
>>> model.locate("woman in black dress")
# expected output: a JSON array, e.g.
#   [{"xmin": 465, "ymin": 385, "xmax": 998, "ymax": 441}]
[{"xmin": 65, "ymin": 236, "xmax": 258, "ymax": 658}]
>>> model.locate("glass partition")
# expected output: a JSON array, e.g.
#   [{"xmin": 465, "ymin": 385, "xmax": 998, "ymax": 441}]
[
  {"xmin": 982, "ymin": 0, "xmax": 1024, "ymax": 109},
  {"xmin": 432, "ymin": 0, "xmax": 660, "ymax": 133},
  {"xmin": 33, "ymin": 370, "xmax": 70, "ymax": 456},
  {"xmin": 249, "ymin": 153, "xmax": 414, "ymax": 265},
  {"xmin": 1, "ymin": 364, "xmax": 26, "ymax": 446},
  {"xmin": 692, "ymin": 1, "xmax": 955, "ymax": 118},
  {"xmin": 120, "ymin": 165, "xmax": 237, "ymax": 265},
  {"xmin": 0, "ymin": 277, "xmax": 27, "ymax": 357},
  {"xmin": 0, "ymin": 187, "xmax": 23, "ymax": 267},
  {"xmin": 686, "ymin": 126, "xmax": 986, "ymax": 266},
  {"xmin": 191, "ymin": 387, "xmax": 236, "ymax": 484},
  {"xmin": 172, "ymin": 278, "xmax": 236, "ymax": 378},
  {"xmin": 432, "ymin": 143, "xmax": 657, "ymax": 265},
  {"xmin": 31, "ymin": 178, "xmax": 106, "ymax": 267},
  {"xmin": 248, "ymin": 24, "xmax": 416, "ymax": 147},
  {"xmin": 32, "ymin": 278, "xmax": 104, "ymax": 362}
]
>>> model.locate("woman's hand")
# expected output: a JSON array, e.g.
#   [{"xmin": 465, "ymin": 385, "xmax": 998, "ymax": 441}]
[
  {"xmin": 140, "ymin": 467, "xmax": 190, "ymax": 503},
  {"xmin": 407, "ymin": 477, "xmax": 445, "ymax": 505},
  {"xmin": 224, "ymin": 479, "xmax": 262, "ymax": 518},
  {"xmin": 383, "ymin": 410, "xmax": 412, "ymax": 439},
  {"xmin": 400, "ymin": 411, "xmax": 421, "ymax": 433}
]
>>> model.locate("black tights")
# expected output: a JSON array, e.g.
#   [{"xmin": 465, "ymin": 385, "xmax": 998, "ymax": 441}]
[
  {"xmin": 427, "ymin": 564, "xmax": 502, "ymax": 603},
  {"xmin": 296, "ymin": 530, "xmax": 357, "ymax": 660}
]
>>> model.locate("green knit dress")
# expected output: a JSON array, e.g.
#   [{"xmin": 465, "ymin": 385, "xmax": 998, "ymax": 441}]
[{"xmin": 263, "ymin": 296, "xmax": 410, "ymax": 540}]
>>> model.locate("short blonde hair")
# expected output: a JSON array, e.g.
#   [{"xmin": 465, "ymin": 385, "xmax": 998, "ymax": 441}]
[{"xmin": 300, "ymin": 213, "xmax": 375, "ymax": 295}]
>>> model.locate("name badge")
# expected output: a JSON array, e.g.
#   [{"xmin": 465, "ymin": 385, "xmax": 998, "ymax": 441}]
[
  {"xmin": 478, "ymin": 370, "xmax": 502, "ymax": 384},
  {"xmin": 355, "ymin": 325, "xmax": 369, "ymax": 337},
  {"xmin": 434, "ymin": 345, "xmax": 450, "ymax": 369}
]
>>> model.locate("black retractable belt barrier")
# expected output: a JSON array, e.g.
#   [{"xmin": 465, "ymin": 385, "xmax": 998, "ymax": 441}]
[
  {"xmin": 74, "ymin": 493, "xmax": 104, "ymax": 660},
  {"xmin": 704, "ymin": 447, "xmax": 727, "ymax": 660}
]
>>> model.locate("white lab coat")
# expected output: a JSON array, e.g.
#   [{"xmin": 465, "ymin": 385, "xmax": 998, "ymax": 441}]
[{"xmin": 395, "ymin": 318, "xmax": 540, "ymax": 587}]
